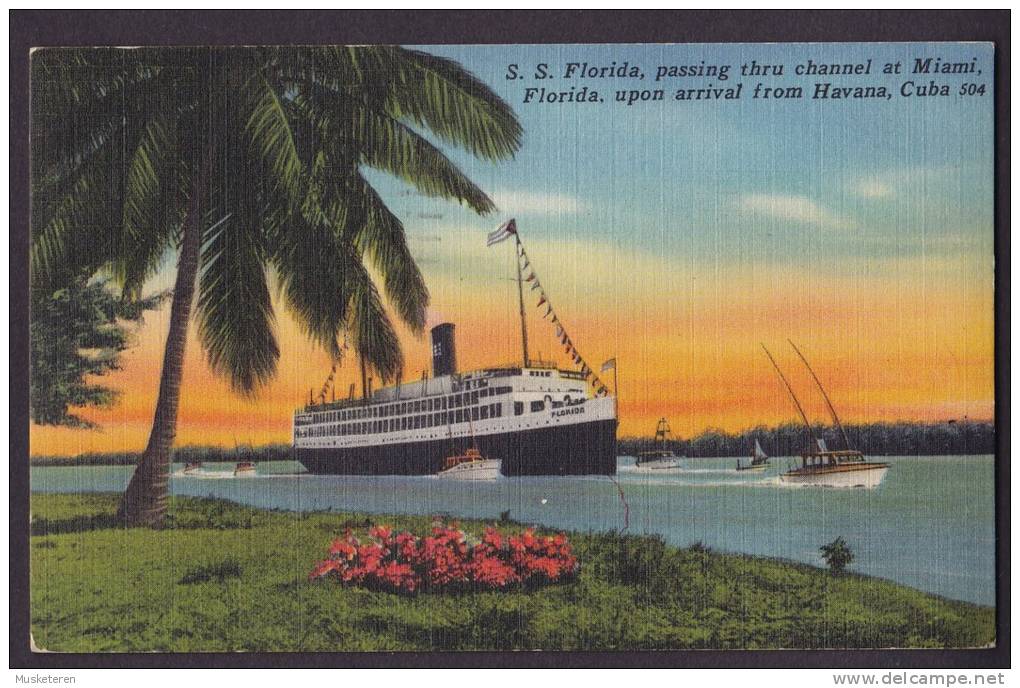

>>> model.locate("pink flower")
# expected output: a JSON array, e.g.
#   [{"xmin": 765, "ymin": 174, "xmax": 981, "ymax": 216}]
[
  {"xmin": 309, "ymin": 523, "xmax": 578, "ymax": 593},
  {"xmin": 482, "ymin": 527, "xmax": 503, "ymax": 550},
  {"xmin": 308, "ymin": 558, "xmax": 341, "ymax": 580},
  {"xmin": 329, "ymin": 538, "xmax": 358, "ymax": 560},
  {"xmin": 369, "ymin": 525, "xmax": 392, "ymax": 541}
]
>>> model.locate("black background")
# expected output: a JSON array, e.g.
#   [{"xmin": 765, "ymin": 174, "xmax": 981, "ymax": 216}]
[{"xmin": 8, "ymin": 9, "xmax": 1011, "ymax": 669}]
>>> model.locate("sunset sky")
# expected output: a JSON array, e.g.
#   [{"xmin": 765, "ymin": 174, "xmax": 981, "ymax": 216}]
[{"xmin": 30, "ymin": 42, "xmax": 995, "ymax": 455}]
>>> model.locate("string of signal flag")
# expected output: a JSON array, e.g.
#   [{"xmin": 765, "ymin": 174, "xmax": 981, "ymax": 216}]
[
  {"xmin": 314, "ymin": 337, "xmax": 350, "ymax": 405},
  {"xmin": 312, "ymin": 218, "xmax": 616, "ymax": 405},
  {"xmin": 488, "ymin": 218, "xmax": 613, "ymax": 397}
]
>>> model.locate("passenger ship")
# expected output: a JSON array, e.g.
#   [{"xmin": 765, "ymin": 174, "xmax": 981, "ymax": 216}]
[
  {"xmin": 295, "ymin": 220, "xmax": 619, "ymax": 476},
  {"xmin": 293, "ymin": 323, "xmax": 618, "ymax": 475}
]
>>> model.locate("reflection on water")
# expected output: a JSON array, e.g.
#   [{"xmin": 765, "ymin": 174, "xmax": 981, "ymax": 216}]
[{"xmin": 31, "ymin": 455, "xmax": 995, "ymax": 605}]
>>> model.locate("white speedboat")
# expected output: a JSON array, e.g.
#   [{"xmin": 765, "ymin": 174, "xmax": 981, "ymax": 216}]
[
  {"xmin": 437, "ymin": 448, "xmax": 501, "ymax": 480},
  {"xmin": 780, "ymin": 445, "xmax": 889, "ymax": 488},
  {"xmin": 233, "ymin": 461, "xmax": 257, "ymax": 477},
  {"xmin": 764, "ymin": 341, "xmax": 890, "ymax": 489},
  {"xmin": 181, "ymin": 461, "xmax": 204, "ymax": 475},
  {"xmin": 635, "ymin": 418, "xmax": 686, "ymax": 470},
  {"xmin": 635, "ymin": 449, "xmax": 686, "ymax": 470}
]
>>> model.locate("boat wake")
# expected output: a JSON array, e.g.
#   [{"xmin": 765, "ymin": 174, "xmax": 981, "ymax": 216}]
[
  {"xmin": 619, "ymin": 467, "xmax": 757, "ymax": 477},
  {"xmin": 172, "ymin": 471, "xmax": 306, "ymax": 480},
  {"xmin": 748, "ymin": 476, "xmax": 885, "ymax": 490},
  {"xmin": 612, "ymin": 477, "xmax": 775, "ymax": 488},
  {"xmin": 172, "ymin": 470, "xmax": 236, "ymax": 479}
]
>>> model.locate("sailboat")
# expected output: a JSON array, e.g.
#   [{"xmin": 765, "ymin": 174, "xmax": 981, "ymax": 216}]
[
  {"xmin": 635, "ymin": 418, "xmax": 686, "ymax": 470},
  {"xmin": 736, "ymin": 439, "xmax": 769, "ymax": 472},
  {"xmin": 763, "ymin": 342, "xmax": 889, "ymax": 488}
]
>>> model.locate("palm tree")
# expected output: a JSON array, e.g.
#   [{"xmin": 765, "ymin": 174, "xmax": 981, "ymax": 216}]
[{"xmin": 31, "ymin": 46, "xmax": 522, "ymax": 527}]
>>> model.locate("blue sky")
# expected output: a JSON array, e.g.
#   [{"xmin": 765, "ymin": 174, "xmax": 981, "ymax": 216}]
[{"xmin": 385, "ymin": 42, "xmax": 994, "ymax": 274}]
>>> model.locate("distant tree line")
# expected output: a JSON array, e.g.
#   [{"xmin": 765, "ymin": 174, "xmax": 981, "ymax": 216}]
[
  {"xmin": 619, "ymin": 420, "xmax": 995, "ymax": 458},
  {"xmin": 31, "ymin": 421, "xmax": 994, "ymax": 466},
  {"xmin": 30, "ymin": 444, "xmax": 294, "ymax": 467}
]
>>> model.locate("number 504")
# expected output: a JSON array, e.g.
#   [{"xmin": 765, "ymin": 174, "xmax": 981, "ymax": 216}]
[{"xmin": 960, "ymin": 83, "xmax": 987, "ymax": 96}]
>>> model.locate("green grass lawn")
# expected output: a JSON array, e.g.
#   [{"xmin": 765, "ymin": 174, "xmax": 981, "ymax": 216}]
[{"xmin": 29, "ymin": 493, "xmax": 994, "ymax": 652}]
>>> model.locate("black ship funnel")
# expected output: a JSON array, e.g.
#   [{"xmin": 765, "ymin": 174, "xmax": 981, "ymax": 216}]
[{"xmin": 430, "ymin": 323, "xmax": 457, "ymax": 377}]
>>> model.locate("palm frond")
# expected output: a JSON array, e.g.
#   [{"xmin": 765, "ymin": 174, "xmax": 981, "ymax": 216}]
[
  {"xmin": 348, "ymin": 259, "xmax": 404, "ymax": 384},
  {"xmin": 30, "ymin": 144, "xmax": 126, "ymax": 288},
  {"xmin": 196, "ymin": 207, "xmax": 280, "ymax": 396},
  {"xmin": 269, "ymin": 212, "xmax": 360, "ymax": 360},
  {"xmin": 31, "ymin": 57, "xmax": 194, "ymax": 291},
  {"xmin": 359, "ymin": 114, "xmax": 495, "ymax": 214},
  {"xmin": 273, "ymin": 103, "xmax": 430, "ymax": 333},
  {"xmin": 245, "ymin": 73, "xmax": 306, "ymax": 213},
  {"xmin": 294, "ymin": 82, "xmax": 494, "ymax": 214},
  {"xmin": 117, "ymin": 96, "xmax": 189, "ymax": 296},
  {"xmin": 354, "ymin": 175, "xmax": 429, "ymax": 333},
  {"xmin": 376, "ymin": 47, "xmax": 523, "ymax": 162},
  {"xmin": 31, "ymin": 50, "xmax": 165, "ymax": 186}
]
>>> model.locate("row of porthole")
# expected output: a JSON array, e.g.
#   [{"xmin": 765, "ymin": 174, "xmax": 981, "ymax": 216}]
[{"xmin": 298, "ymin": 417, "xmax": 575, "ymax": 447}]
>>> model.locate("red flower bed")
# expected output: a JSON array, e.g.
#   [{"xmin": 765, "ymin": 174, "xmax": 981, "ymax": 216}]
[{"xmin": 309, "ymin": 522, "xmax": 578, "ymax": 594}]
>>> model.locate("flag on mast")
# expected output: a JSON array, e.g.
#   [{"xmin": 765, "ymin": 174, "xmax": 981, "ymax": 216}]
[
  {"xmin": 601, "ymin": 358, "xmax": 617, "ymax": 373},
  {"xmin": 487, "ymin": 218, "xmax": 517, "ymax": 246}
]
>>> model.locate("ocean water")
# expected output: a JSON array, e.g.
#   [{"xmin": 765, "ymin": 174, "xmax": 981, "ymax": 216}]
[{"xmin": 30, "ymin": 455, "xmax": 995, "ymax": 605}]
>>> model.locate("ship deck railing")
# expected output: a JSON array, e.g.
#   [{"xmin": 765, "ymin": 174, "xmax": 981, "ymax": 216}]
[{"xmin": 299, "ymin": 361, "xmax": 588, "ymax": 412}]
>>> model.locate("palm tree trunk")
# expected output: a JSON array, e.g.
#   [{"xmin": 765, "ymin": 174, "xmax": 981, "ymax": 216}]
[{"xmin": 117, "ymin": 164, "xmax": 207, "ymax": 528}]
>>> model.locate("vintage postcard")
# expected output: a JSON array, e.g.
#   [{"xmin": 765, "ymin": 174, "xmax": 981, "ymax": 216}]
[{"xmin": 24, "ymin": 34, "xmax": 1000, "ymax": 660}]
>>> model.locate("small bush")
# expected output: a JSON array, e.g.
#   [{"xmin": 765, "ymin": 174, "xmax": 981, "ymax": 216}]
[
  {"xmin": 689, "ymin": 540, "xmax": 712, "ymax": 554},
  {"xmin": 820, "ymin": 537, "xmax": 854, "ymax": 575},
  {"xmin": 585, "ymin": 531, "xmax": 668, "ymax": 586},
  {"xmin": 179, "ymin": 558, "xmax": 243, "ymax": 585}
]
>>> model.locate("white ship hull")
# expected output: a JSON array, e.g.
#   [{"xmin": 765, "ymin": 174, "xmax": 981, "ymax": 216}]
[
  {"xmin": 780, "ymin": 464, "xmax": 889, "ymax": 488},
  {"xmin": 437, "ymin": 459, "xmax": 501, "ymax": 480}
]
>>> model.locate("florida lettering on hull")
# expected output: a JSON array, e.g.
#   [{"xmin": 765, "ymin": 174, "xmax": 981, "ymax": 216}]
[{"xmin": 551, "ymin": 406, "xmax": 586, "ymax": 418}]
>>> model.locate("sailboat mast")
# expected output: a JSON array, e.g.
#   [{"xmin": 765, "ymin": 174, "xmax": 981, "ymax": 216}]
[
  {"xmin": 761, "ymin": 344, "xmax": 819, "ymax": 444},
  {"xmin": 788, "ymin": 340, "xmax": 852, "ymax": 450},
  {"xmin": 514, "ymin": 234, "xmax": 531, "ymax": 367}
]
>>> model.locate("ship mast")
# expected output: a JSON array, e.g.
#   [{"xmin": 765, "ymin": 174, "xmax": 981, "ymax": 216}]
[
  {"xmin": 655, "ymin": 418, "xmax": 670, "ymax": 446},
  {"xmin": 788, "ymin": 339, "xmax": 852, "ymax": 450},
  {"xmin": 514, "ymin": 233, "xmax": 531, "ymax": 367},
  {"xmin": 761, "ymin": 344, "xmax": 820, "ymax": 446},
  {"xmin": 359, "ymin": 353, "xmax": 369, "ymax": 403}
]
